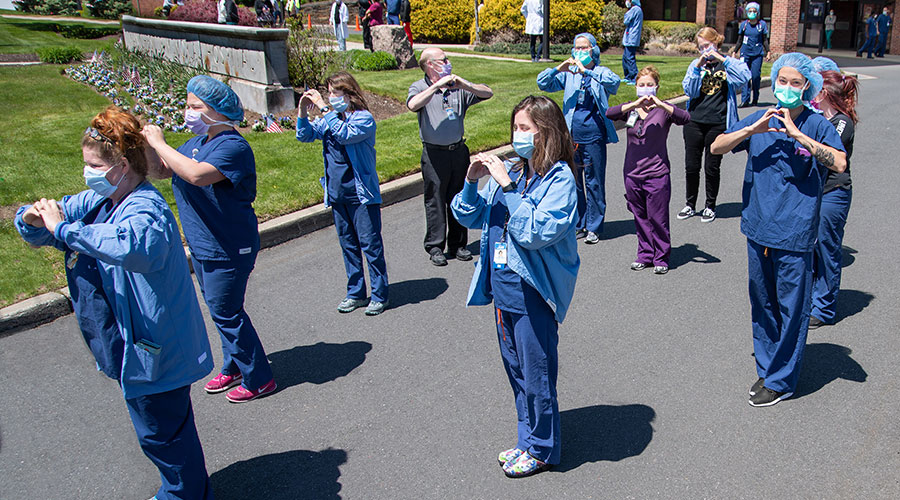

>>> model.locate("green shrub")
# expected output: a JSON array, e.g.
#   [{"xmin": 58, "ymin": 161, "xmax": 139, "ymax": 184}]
[
  {"xmin": 286, "ymin": 20, "xmax": 347, "ymax": 89},
  {"xmin": 411, "ymin": 0, "xmax": 473, "ymax": 44},
  {"xmin": 347, "ymin": 50, "xmax": 398, "ymax": 71},
  {"xmin": 33, "ymin": 0, "xmax": 83, "ymax": 16},
  {"xmin": 86, "ymin": 0, "xmax": 134, "ymax": 20},
  {"xmin": 645, "ymin": 20, "xmax": 702, "ymax": 43},
  {"xmin": 57, "ymin": 24, "xmax": 122, "ymax": 39},
  {"xmin": 36, "ymin": 46, "xmax": 83, "ymax": 64},
  {"xmin": 475, "ymin": 0, "xmax": 605, "ymax": 45}
]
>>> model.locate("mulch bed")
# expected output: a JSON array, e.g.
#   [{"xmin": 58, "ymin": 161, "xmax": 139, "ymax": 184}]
[{"xmin": 0, "ymin": 53, "xmax": 40, "ymax": 63}]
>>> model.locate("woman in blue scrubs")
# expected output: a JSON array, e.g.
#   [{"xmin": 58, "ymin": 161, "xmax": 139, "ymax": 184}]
[
  {"xmin": 536, "ymin": 32, "xmax": 619, "ymax": 244},
  {"xmin": 16, "ymin": 107, "xmax": 216, "ymax": 500},
  {"xmin": 730, "ymin": 2, "xmax": 771, "ymax": 108},
  {"xmin": 451, "ymin": 96, "xmax": 580, "ymax": 477},
  {"xmin": 142, "ymin": 76, "xmax": 276, "ymax": 404},
  {"xmin": 711, "ymin": 53, "xmax": 847, "ymax": 407},
  {"xmin": 809, "ymin": 69, "xmax": 859, "ymax": 329},
  {"xmin": 296, "ymin": 71, "xmax": 389, "ymax": 315}
]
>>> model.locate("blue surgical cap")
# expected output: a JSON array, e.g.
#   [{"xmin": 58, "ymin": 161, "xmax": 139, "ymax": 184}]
[
  {"xmin": 186, "ymin": 75, "xmax": 244, "ymax": 122},
  {"xmin": 746, "ymin": 2, "xmax": 760, "ymax": 11},
  {"xmin": 574, "ymin": 33, "xmax": 601, "ymax": 65},
  {"xmin": 812, "ymin": 56, "xmax": 840, "ymax": 73},
  {"xmin": 771, "ymin": 52, "xmax": 822, "ymax": 102},
  {"xmin": 631, "ymin": 0, "xmax": 641, "ymax": 7}
]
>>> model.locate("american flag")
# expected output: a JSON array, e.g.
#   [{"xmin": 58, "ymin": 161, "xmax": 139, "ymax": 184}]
[
  {"xmin": 265, "ymin": 115, "xmax": 284, "ymax": 133},
  {"xmin": 90, "ymin": 50, "xmax": 98, "ymax": 63},
  {"xmin": 130, "ymin": 66, "xmax": 141, "ymax": 86}
]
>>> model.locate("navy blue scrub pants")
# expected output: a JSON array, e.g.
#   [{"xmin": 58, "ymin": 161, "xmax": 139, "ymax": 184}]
[
  {"xmin": 747, "ymin": 240, "xmax": 813, "ymax": 394},
  {"xmin": 126, "ymin": 386, "xmax": 214, "ymax": 500},
  {"xmin": 741, "ymin": 54, "xmax": 764, "ymax": 105},
  {"xmin": 192, "ymin": 255, "xmax": 274, "ymax": 391},
  {"xmin": 876, "ymin": 34, "xmax": 888, "ymax": 57},
  {"xmin": 331, "ymin": 201, "xmax": 389, "ymax": 303},
  {"xmin": 622, "ymin": 45, "xmax": 638, "ymax": 81},
  {"xmin": 494, "ymin": 303, "xmax": 560, "ymax": 464},
  {"xmin": 574, "ymin": 141, "xmax": 607, "ymax": 234},
  {"xmin": 857, "ymin": 36, "xmax": 876, "ymax": 57},
  {"xmin": 812, "ymin": 187, "xmax": 852, "ymax": 324}
]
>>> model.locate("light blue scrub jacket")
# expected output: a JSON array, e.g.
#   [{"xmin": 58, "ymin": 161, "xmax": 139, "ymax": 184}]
[
  {"xmin": 15, "ymin": 183, "xmax": 214, "ymax": 399},
  {"xmin": 622, "ymin": 4, "xmax": 643, "ymax": 47},
  {"xmin": 536, "ymin": 67, "xmax": 620, "ymax": 144},
  {"xmin": 682, "ymin": 56, "xmax": 752, "ymax": 129},
  {"xmin": 297, "ymin": 110, "xmax": 382, "ymax": 207},
  {"xmin": 451, "ymin": 160, "xmax": 580, "ymax": 324}
]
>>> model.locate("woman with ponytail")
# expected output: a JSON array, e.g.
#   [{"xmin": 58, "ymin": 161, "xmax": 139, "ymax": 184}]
[
  {"xmin": 15, "ymin": 107, "xmax": 216, "ymax": 499},
  {"xmin": 808, "ymin": 70, "xmax": 860, "ymax": 329}
]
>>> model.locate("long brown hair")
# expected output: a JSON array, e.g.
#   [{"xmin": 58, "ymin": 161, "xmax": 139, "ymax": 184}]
[
  {"xmin": 819, "ymin": 70, "xmax": 860, "ymax": 124},
  {"xmin": 697, "ymin": 26, "xmax": 725, "ymax": 47},
  {"xmin": 510, "ymin": 96, "xmax": 575, "ymax": 176},
  {"xmin": 81, "ymin": 106, "xmax": 148, "ymax": 177},
  {"xmin": 326, "ymin": 71, "xmax": 369, "ymax": 112}
]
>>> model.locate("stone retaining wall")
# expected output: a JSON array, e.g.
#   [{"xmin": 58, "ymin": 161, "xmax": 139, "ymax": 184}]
[{"xmin": 121, "ymin": 15, "xmax": 295, "ymax": 115}]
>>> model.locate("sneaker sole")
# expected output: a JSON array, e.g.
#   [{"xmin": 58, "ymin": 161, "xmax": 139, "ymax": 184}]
[
  {"xmin": 226, "ymin": 384, "xmax": 278, "ymax": 404},
  {"xmin": 503, "ymin": 462, "xmax": 552, "ymax": 478},
  {"xmin": 700, "ymin": 217, "xmax": 715, "ymax": 223},
  {"xmin": 676, "ymin": 214, "xmax": 693, "ymax": 220},
  {"xmin": 748, "ymin": 391, "xmax": 793, "ymax": 407},
  {"xmin": 204, "ymin": 377, "xmax": 243, "ymax": 394},
  {"xmin": 337, "ymin": 302, "xmax": 367, "ymax": 313}
]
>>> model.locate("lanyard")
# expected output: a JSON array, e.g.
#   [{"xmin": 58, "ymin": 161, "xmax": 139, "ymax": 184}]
[{"xmin": 501, "ymin": 169, "xmax": 535, "ymax": 242}]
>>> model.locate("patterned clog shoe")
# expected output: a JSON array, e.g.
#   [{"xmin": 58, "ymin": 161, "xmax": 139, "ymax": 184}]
[
  {"xmin": 502, "ymin": 452, "xmax": 552, "ymax": 478},
  {"xmin": 497, "ymin": 448, "xmax": 525, "ymax": 467}
]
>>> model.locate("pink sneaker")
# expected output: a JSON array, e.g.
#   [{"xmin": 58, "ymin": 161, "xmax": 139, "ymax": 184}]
[
  {"xmin": 204, "ymin": 372, "xmax": 243, "ymax": 394},
  {"xmin": 226, "ymin": 379, "xmax": 277, "ymax": 403}
]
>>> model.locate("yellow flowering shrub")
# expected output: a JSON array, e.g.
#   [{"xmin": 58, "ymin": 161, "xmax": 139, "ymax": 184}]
[
  {"xmin": 411, "ymin": 0, "xmax": 474, "ymax": 44},
  {"xmin": 474, "ymin": 0, "xmax": 606, "ymax": 44}
]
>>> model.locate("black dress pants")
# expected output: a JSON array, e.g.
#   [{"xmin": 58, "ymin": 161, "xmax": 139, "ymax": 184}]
[
  {"xmin": 682, "ymin": 120, "xmax": 726, "ymax": 210},
  {"xmin": 421, "ymin": 143, "xmax": 469, "ymax": 255}
]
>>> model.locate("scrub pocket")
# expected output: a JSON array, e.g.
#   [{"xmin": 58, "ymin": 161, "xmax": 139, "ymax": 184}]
[{"xmin": 123, "ymin": 338, "xmax": 161, "ymax": 384}]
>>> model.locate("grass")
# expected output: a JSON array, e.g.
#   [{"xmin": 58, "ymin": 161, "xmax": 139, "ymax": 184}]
[
  {"xmin": 0, "ymin": 14, "xmax": 119, "ymax": 54},
  {"xmin": 1, "ymin": 54, "xmax": 755, "ymax": 307}
]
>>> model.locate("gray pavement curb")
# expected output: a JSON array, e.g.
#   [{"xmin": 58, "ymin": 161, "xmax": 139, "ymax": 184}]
[{"xmin": 0, "ymin": 76, "xmax": 770, "ymax": 336}]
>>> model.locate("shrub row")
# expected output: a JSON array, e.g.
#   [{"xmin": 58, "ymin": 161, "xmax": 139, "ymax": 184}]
[{"xmin": 36, "ymin": 46, "xmax": 83, "ymax": 64}]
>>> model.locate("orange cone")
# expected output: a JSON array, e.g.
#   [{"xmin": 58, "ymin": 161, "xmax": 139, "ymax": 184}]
[
  {"xmin": 307, "ymin": 13, "xmax": 312, "ymax": 29},
  {"xmin": 355, "ymin": 14, "xmax": 360, "ymax": 31}
]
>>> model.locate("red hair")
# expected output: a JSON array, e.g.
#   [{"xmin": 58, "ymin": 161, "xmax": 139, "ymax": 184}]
[{"xmin": 818, "ymin": 70, "xmax": 859, "ymax": 124}]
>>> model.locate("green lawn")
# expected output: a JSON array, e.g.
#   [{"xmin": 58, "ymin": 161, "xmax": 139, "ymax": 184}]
[
  {"xmin": 1, "ymin": 54, "xmax": 746, "ymax": 307},
  {"xmin": 0, "ymin": 14, "xmax": 119, "ymax": 54}
]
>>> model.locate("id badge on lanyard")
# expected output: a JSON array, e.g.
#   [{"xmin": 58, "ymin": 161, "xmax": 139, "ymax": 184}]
[
  {"xmin": 493, "ymin": 242, "xmax": 508, "ymax": 269},
  {"xmin": 626, "ymin": 110, "xmax": 639, "ymax": 127}
]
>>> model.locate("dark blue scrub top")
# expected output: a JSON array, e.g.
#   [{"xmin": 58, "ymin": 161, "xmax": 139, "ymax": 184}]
[
  {"xmin": 571, "ymin": 79, "xmax": 606, "ymax": 144},
  {"xmin": 729, "ymin": 108, "xmax": 845, "ymax": 252},
  {"xmin": 324, "ymin": 128, "xmax": 357, "ymax": 204},
  {"xmin": 174, "ymin": 129, "xmax": 260, "ymax": 261},
  {"xmin": 739, "ymin": 20, "xmax": 768, "ymax": 57},
  {"xmin": 487, "ymin": 170, "xmax": 543, "ymax": 314},
  {"xmin": 867, "ymin": 17, "xmax": 878, "ymax": 36}
]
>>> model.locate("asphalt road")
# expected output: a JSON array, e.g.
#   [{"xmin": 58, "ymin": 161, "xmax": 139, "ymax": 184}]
[{"xmin": 2, "ymin": 58, "xmax": 899, "ymax": 499}]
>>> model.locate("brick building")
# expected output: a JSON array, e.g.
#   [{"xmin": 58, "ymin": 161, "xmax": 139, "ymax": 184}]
[{"xmin": 643, "ymin": 0, "xmax": 897, "ymax": 55}]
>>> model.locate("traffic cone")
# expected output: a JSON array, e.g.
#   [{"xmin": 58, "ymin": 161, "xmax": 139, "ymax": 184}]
[
  {"xmin": 307, "ymin": 13, "xmax": 312, "ymax": 29},
  {"xmin": 355, "ymin": 14, "xmax": 360, "ymax": 31}
]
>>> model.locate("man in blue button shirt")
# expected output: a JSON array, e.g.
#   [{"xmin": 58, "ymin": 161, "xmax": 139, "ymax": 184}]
[{"xmin": 711, "ymin": 53, "xmax": 846, "ymax": 407}]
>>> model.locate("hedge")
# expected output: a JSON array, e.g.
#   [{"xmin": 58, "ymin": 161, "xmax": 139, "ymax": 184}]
[{"xmin": 410, "ymin": 0, "xmax": 473, "ymax": 44}]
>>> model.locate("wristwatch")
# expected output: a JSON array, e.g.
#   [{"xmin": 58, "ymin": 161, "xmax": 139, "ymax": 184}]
[
  {"xmin": 502, "ymin": 181, "xmax": 517, "ymax": 193},
  {"xmin": 320, "ymin": 105, "xmax": 332, "ymax": 114}
]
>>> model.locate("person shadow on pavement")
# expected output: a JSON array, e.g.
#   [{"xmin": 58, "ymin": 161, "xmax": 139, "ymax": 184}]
[
  {"xmin": 711, "ymin": 201, "xmax": 742, "ymax": 219},
  {"xmin": 267, "ymin": 341, "xmax": 372, "ymax": 391},
  {"xmin": 793, "ymin": 343, "xmax": 867, "ymax": 399},
  {"xmin": 387, "ymin": 277, "xmax": 449, "ymax": 309},
  {"xmin": 669, "ymin": 243, "xmax": 722, "ymax": 270},
  {"xmin": 211, "ymin": 448, "xmax": 347, "ymax": 500},
  {"xmin": 555, "ymin": 403, "xmax": 656, "ymax": 472},
  {"xmin": 833, "ymin": 289, "xmax": 874, "ymax": 323}
]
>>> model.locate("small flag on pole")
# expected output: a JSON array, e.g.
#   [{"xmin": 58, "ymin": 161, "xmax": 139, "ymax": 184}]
[
  {"xmin": 90, "ymin": 50, "xmax": 98, "ymax": 63},
  {"xmin": 147, "ymin": 72, "xmax": 154, "ymax": 91},
  {"xmin": 130, "ymin": 66, "xmax": 141, "ymax": 86},
  {"xmin": 265, "ymin": 115, "xmax": 284, "ymax": 133}
]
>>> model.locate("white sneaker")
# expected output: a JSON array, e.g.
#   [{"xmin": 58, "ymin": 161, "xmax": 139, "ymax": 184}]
[{"xmin": 676, "ymin": 206, "xmax": 695, "ymax": 220}]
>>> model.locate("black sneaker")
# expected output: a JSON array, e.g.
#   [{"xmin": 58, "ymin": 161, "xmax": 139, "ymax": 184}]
[
  {"xmin": 575, "ymin": 228, "xmax": 588, "ymax": 240},
  {"xmin": 677, "ymin": 206, "xmax": 695, "ymax": 220},
  {"xmin": 429, "ymin": 249, "xmax": 448, "ymax": 267},
  {"xmin": 808, "ymin": 316, "xmax": 825, "ymax": 330},
  {"xmin": 452, "ymin": 248, "xmax": 473, "ymax": 261},
  {"xmin": 749, "ymin": 387, "xmax": 793, "ymax": 407},
  {"xmin": 749, "ymin": 377, "xmax": 765, "ymax": 396}
]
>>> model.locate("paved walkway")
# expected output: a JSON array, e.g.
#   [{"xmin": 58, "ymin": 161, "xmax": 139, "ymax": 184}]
[{"xmin": 2, "ymin": 62, "xmax": 898, "ymax": 500}]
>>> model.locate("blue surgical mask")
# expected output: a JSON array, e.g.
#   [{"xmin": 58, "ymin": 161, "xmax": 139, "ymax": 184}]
[
  {"xmin": 572, "ymin": 49, "xmax": 593, "ymax": 67},
  {"xmin": 636, "ymin": 86, "xmax": 657, "ymax": 97},
  {"xmin": 774, "ymin": 83, "xmax": 805, "ymax": 109},
  {"xmin": 330, "ymin": 95, "xmax": 348, "ymax": 113},
  {"xmin": 512, "ymin": 131, "xmax": 535, "ymax": 159},
  {"xmin": 83, "ymin": 164, "xmax": 124, "ymax": 198},
  {"xmin": 438, "ymin": 61, "xmax": 452, "ymax": 78}
]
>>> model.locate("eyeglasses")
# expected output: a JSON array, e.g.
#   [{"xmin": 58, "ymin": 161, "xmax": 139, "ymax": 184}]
[
  {"xmin": 84, "ymin": 126, "xmax": 115, "ymax": 145},
  {"xmin": 432, "ymin": 57, "xmax": 449, "ymax": 64}
]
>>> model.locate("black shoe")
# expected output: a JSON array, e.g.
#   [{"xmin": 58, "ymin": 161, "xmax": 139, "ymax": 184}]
[
  {"xmin": 749, "ymin": 387, "xmax": 792, "ymax": 407},
  {"xmin": 739, "ymin": 102, "xmax": 751, "ymax": 108},
  {"xmin": 808, "ymin": 316, "xmax": 825, "ymax": 330},
  {"xmin": 429, "ymin": 249, "xmax": 448, "ymax": 267},
  {"xmin": 575, "ymin": 228, "xmax": 588, "ymax": 240},
  {"xmin": 451, "ymin": 248, "xmax": 473, "ymax": 261},
  {"xmin": 749, "ymin": 377, "xmax": 765, "ymax": 396}
]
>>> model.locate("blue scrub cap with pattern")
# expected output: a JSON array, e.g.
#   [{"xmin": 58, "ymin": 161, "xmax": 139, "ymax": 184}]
[
  {"xmin": 771, "ymin": 52, "xmax": 823, "ymax": 102},
  {"xmin": 812, "ymin": 56, "xmax": 840, "ymax": 73},
  {"xmin": 573, "ymin": 33, "xmax": 601, "ymax": 65},
  {"xmin": 186, "ymin": 75, "xmax": 244, "ymax": 122},
  {"xmin": 746, "ymin": 2, "xmax": 760, "ymax": 12},
  {"xmin": 630, "ymin": 0, "xmax": 641, "ymax": 7}
]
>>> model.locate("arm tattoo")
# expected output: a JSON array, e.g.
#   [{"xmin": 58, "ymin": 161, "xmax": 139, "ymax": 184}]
[{"xmin": 813, "ymin": 146, "xmax": 834, "ymax": 167}]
